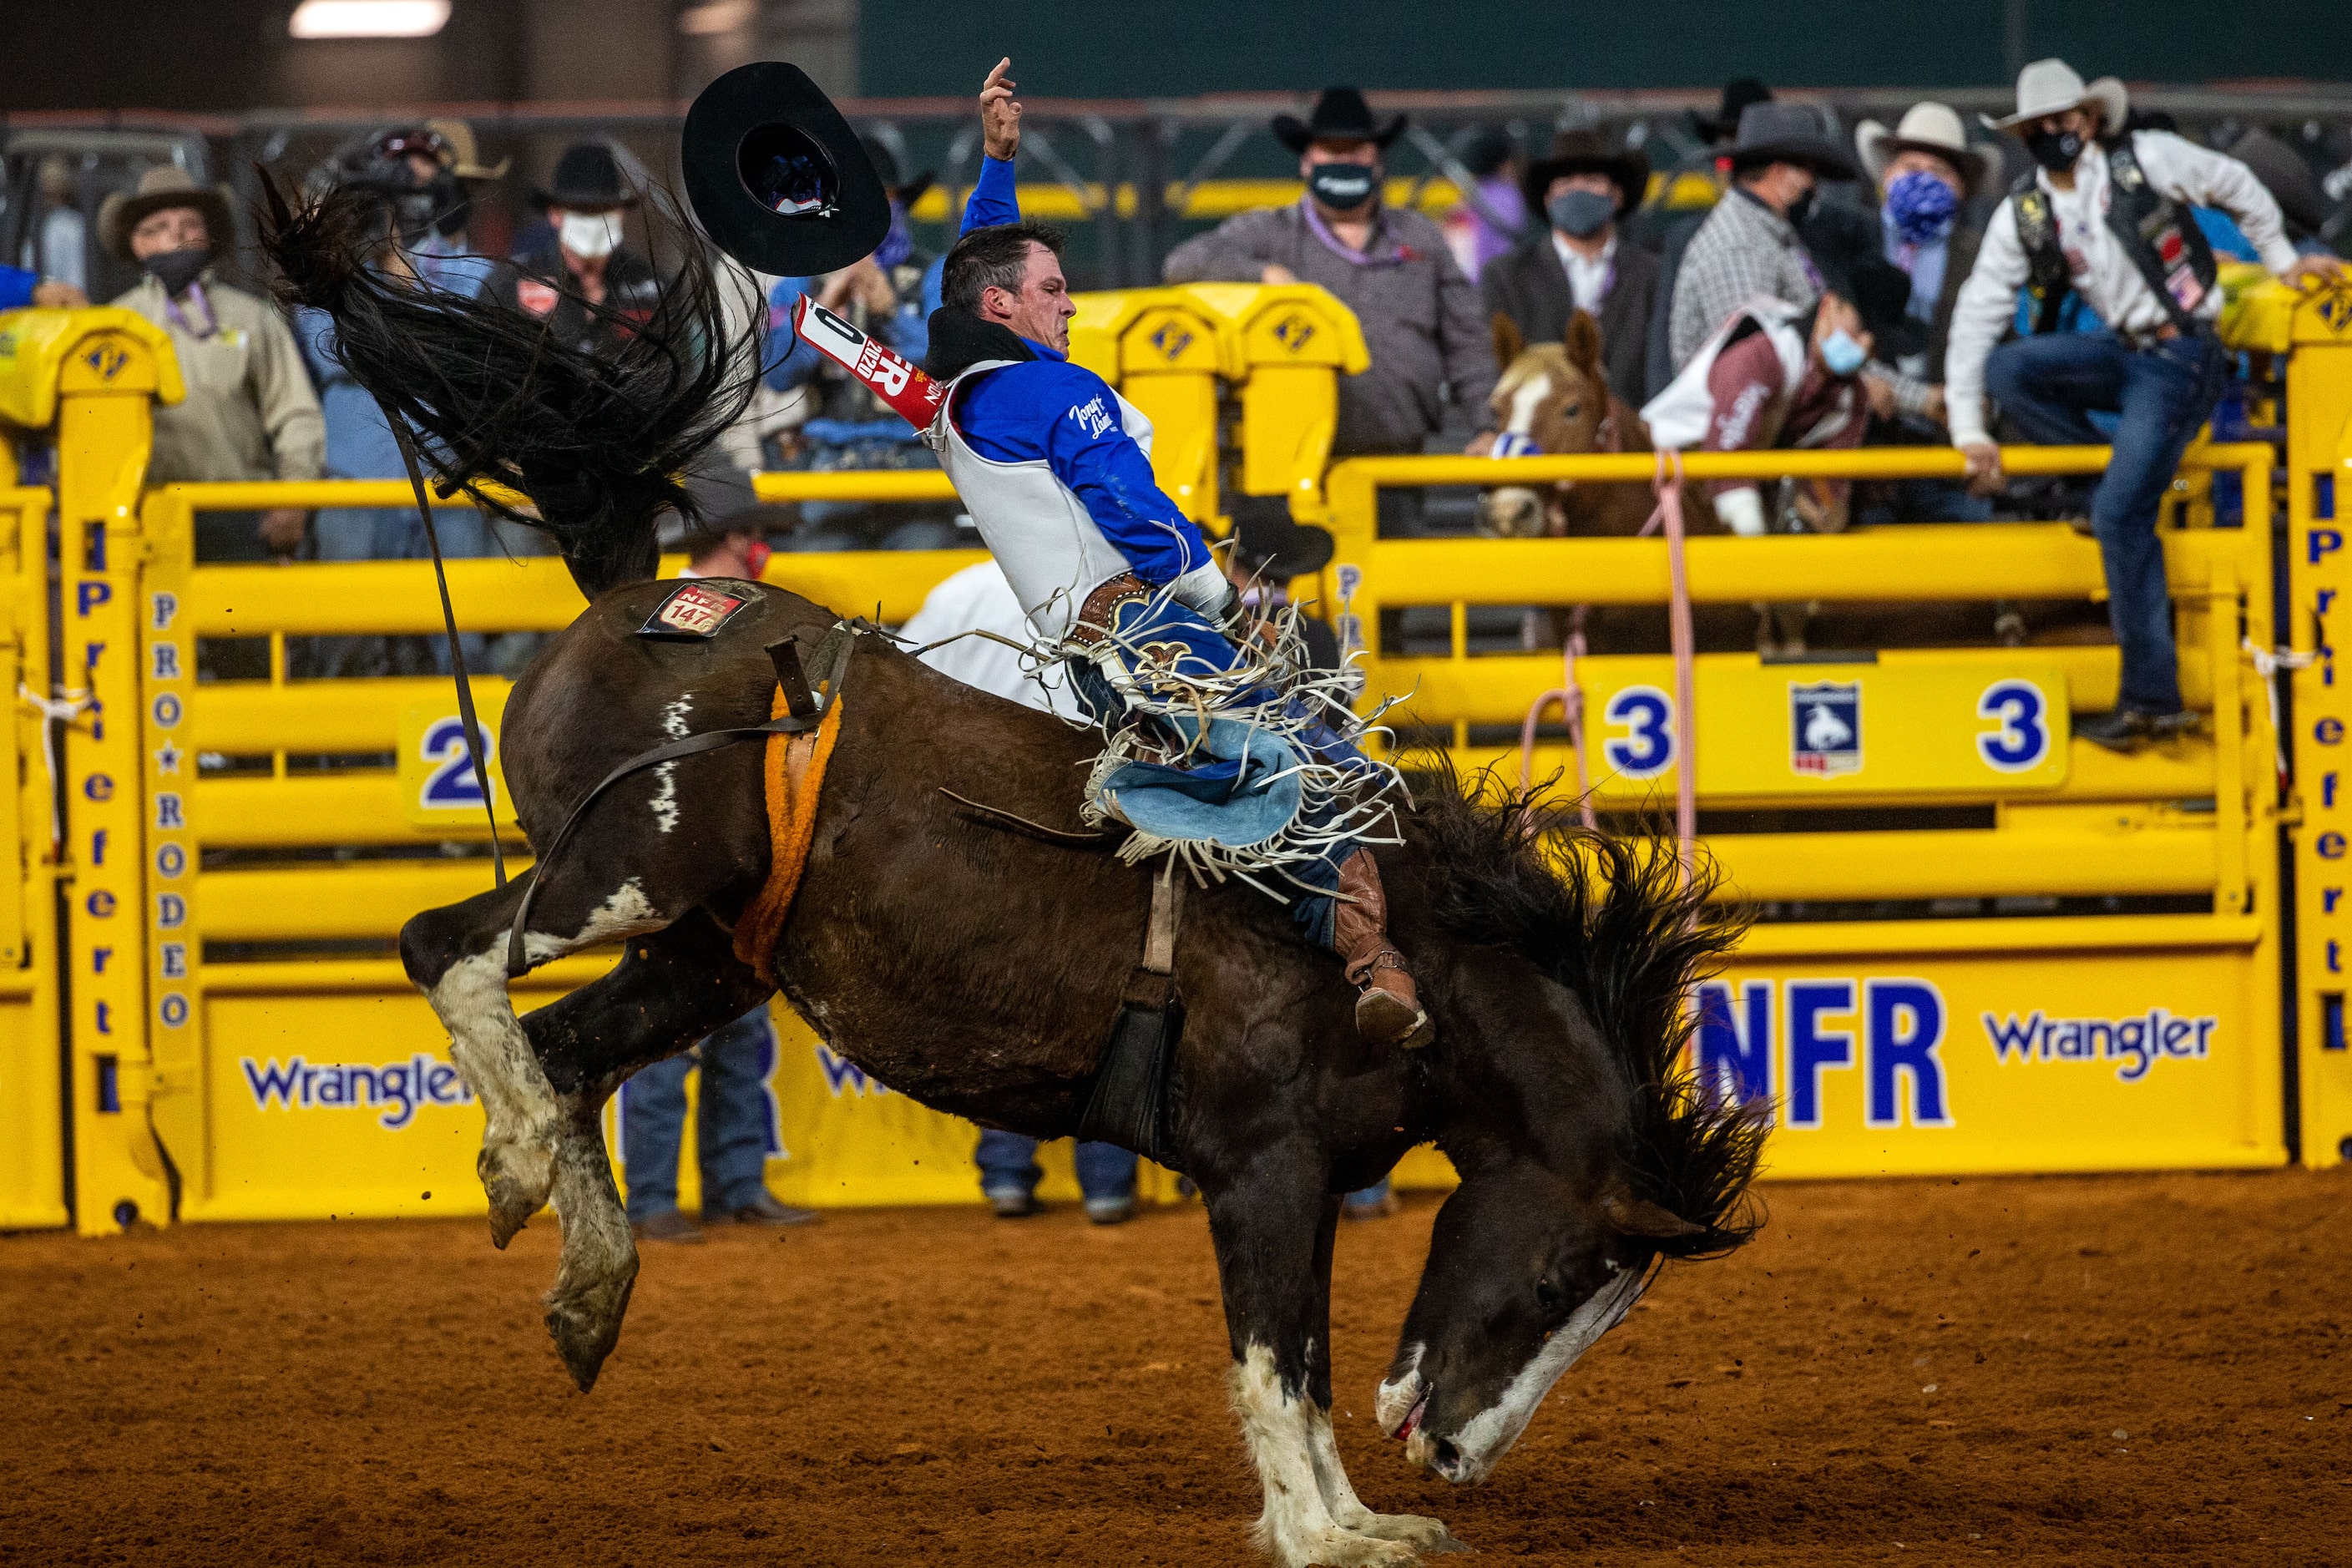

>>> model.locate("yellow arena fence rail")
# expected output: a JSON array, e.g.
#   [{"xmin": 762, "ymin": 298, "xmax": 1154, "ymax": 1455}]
[{"xmin": 12, "ymin": 276, "xmax": 2352, "ymax": 1232}]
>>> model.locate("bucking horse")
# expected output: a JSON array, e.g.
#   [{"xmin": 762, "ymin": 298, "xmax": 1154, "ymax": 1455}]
[{"xmin": 262, "ymin": 171, "xmax": 1767, "ymax": 1565}]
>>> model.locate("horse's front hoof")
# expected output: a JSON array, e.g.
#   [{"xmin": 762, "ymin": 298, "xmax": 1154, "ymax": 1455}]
[{"xmin": 478, "ymin": 1139, "xmax": 555, "ymax": 1248}]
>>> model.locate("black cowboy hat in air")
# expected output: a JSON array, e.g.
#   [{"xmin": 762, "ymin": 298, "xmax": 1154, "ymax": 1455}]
[
  {"xmin": 533, "ymin": 142, "xmax": 638, "ymax": 210},
  {"xmin": 1521, "ymin": 129, "xmax": 1652, "ymax": 220},
  {"xmin": 1688, "ymin": 78, "xmax": 1773, "ymax": 144},
  {"xmin": 682, "ymin": 60, "xmax": 893, "ymax": 279},
  {"xmin": 1273, "ymin": 88, "xmax": 1408, "ymax": 154}
]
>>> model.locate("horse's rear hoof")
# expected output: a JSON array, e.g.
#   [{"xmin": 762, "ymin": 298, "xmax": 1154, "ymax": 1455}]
[
  {"xmin": 479, "ymin": 1142, "xmax": 555, "ymax": 1248},
  {"xmin": 545, "ymin": 1268, "xmax": 636, "ymax": 1393}
]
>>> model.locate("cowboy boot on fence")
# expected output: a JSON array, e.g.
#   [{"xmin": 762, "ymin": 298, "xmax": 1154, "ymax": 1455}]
[{"xmin": 1334, "ymin": 848, "xmax": 1434, "ymax": 1050}]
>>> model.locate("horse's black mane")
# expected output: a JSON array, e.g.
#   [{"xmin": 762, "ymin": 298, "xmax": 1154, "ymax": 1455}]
[
  {"xmin": 1410, "ymin": 762, "xmax": 1768, "ymax": 1256},
  {"xmin": 256, "ymin": 168, "xmax": 760, "ymax": 599}
]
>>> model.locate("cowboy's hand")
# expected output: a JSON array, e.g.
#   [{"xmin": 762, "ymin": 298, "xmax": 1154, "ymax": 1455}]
[
  {"xmin": 1260, "ymin": 264, "xmax": 1297, "ymax": 286},
  {"xmin": 1960, "ymin": 440, "xmax": 2005, "ymax": 497},
  {"xmin": 2282, "ymin": 253, "xmax": 2348, "ymax": 290},
  {"xmin": 32, "ymin": 281, "xmax": 86, "ymax": 308},
  {"xmin": 1862, "ymin": 372, "xmax": 1896, "ymax": 421},
  {"xmin": 1464, "ymin": 430, "xmax": 1497, "ymax": 456},
  {"xmin": 257, "ymin": 508, "xmax": 308, "ymax": 559},
  {"xmin": 980, "ymin": 58, "xmax": 1021, "ymax": 161}
]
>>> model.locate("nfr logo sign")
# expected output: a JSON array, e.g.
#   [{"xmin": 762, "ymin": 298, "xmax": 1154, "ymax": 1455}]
[{"xmin": 1695, "ymin": 977, "xmax": 1953, "ymax": 1130}]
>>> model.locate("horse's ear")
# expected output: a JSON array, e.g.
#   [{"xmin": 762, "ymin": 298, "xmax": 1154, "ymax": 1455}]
[
  {"xmin": 1563, "ymin": 309, "xmax": 1604, "ymax": 373},
  {"xmin": 1600, "ymin": 1189, "xmax": 1704, "ymax": 1239},
  {"xmin": 1490, "ymin": 311, "xmax": 1525, "ymax": 372}
]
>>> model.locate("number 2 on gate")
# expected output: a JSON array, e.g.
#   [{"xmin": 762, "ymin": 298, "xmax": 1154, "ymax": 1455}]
[{"xmin": 418, "ymin": 716, "xmax": 497, "ymax": 809}]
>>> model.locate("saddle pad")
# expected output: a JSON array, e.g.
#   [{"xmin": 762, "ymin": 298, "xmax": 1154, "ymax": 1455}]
[{"xmin": 731, "ymin": 689, "xmax": 845, "ymax": 975}]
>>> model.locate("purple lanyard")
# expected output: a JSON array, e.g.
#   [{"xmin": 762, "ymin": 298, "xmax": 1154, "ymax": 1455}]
[
  {"xmin": 164, "ymin": 280, "xmax": 216, "ymax": 340},
  {"xmin": 1299, "ymin": 198, "xmax": 1406, "ymax": 268}
]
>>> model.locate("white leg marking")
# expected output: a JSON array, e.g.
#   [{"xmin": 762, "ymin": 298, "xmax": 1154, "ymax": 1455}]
[
  {"xmin": 1304, "ymin": 1404, "xmax": 1461, "ymax": 1552},
  {"xmin": 1232, "ymin": 1345, "xmax": 1415, "ymax": 1568},
  {"xmin": 428, "ymin": 881, "xmax": 666, "ymax": 1237},
  {"xmin": 1421, "ymin": 1269, "xmax": 1646, "ymax": 1483},
  {"xmin": 1375, "ymin": 1343, "xmax": 1425, "ymax": 1437}
]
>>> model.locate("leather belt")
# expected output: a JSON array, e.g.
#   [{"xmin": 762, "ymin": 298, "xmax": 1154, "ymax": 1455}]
[{"xmin": 1068, "ymin": 572, "xmax": 1150, "ymax": 646}]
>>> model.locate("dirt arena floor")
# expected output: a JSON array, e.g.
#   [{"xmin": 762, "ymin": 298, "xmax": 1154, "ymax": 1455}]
[{"xmin": 4, "ymin": 1167, "xmax": 2348, "ymax": 1567}]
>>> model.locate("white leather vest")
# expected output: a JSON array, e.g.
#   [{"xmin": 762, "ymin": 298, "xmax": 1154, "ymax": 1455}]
[
  {"xmin": 926, "ymin": 359, "xmax": 1156, "ymax": 642},
  {"xmin": 1640, "ymin": 296, "xmax": 1811, "ymax": 453}
]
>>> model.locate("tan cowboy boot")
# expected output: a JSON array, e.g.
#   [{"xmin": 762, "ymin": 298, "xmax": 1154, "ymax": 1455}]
[{"xmin": 1334, "ymin": 848, "xmax": 1434, "ymax": 1049}]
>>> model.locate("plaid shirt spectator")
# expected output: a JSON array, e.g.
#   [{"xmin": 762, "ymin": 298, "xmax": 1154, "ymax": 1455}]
[{"xmin": 1667, "ymin": 187, "xmax": 1822, "ymax": 372}]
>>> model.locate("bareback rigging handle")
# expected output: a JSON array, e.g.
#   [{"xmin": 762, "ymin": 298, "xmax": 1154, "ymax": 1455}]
[{"xmin": 501, "ymin": 630, "xmax": 856, "ymax": 979}]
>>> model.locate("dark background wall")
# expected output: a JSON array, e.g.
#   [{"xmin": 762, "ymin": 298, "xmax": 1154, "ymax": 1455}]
[
  {"xmin": 2, "ymin": 0, "xmax": 2347, "ymax": 114},
  {"xmin": 856, "ymin": 0, "xmax": 2352, "ymax": 99}
]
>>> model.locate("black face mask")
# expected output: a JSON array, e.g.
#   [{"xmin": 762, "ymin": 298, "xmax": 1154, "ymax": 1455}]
[
  {"xmin": 2026, "ymin": 126, "xmax": 2086, "ymax": 173},
  {"xmin": 1783, "ymin": 183, "xmax": 1817, "ymax": 230},
  {"xmin": 1307, "ymin": 161, "xmax": 1378, "ymax": 214},
  {"xmin": 142, "ymin": 246, "xmax": 210, "ymax": 296}
]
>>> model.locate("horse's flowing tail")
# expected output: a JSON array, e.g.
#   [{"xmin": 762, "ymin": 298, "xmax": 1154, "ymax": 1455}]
[{"xmin": 255, "ymin": 169, "xmax": 761, "ymax": 597}]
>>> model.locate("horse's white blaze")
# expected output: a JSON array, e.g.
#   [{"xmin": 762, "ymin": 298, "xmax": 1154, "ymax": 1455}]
[
  {"xmin": 651, "ymin": 696, "xmax": 694, "ymax": 833},
  {"xmin": 1439, "ymin": 1269, "xmax": 1646, "ymax": 1483},
  {"xmin": 1504, "ymin": 372, "xmax": 1553, "ymax": 438},
  {"xmin": 1232, "ymin": 1345, "xmax": 1416, "ymax": 1568}
]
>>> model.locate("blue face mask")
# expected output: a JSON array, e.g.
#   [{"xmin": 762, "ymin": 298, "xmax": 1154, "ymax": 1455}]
[
  {"xmin": 1884, "ymin": 169, "xmax": 1960, "ymax": 246},
  {"xmin": 1821, "ymin": 328, "xmax": 1868, "ymax": 377},
  {"xmin": 1546, "ymin": 189, "xmax": 1616, "ymax": 239}
]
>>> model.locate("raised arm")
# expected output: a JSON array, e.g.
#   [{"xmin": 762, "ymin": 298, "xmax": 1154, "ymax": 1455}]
[{"xmin": 963, "ymin": 58, "xmax": 1023, "ymax": 234}]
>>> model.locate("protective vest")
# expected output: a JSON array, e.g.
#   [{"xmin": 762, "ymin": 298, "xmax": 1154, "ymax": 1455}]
[
  {"xmin": 2013, "ymin": 134, "xmax": 2219, "ymax": 336},
  {"xmin": 1639, "ymin": 296, "xmax": 1812, "ymax": 453},
  {"xmin": 928, "ymin": 361, "xmax": 1158, "ymax": 642}
]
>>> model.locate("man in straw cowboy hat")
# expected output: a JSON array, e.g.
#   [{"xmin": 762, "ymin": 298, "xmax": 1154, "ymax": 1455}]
[
  {"xmin": 1480, "ymin": 129, "xmax": 1660, "ymax": 406},
  {"xmin": 1667, "ymin": 100, "xmax": 1856, "ymax": 373},
  {"xmin": 413, "ymin": 118, "xmax": 508, "ymax": 299},
  {"xmin": 103, "ymin": 166, "xmax": 322, "ymax": 562},
  {"xmin": 1165, "ymin": 86, "xmax": 1496, "ymax": 466},
  {"xmin": 1945, "ymin": 58, "xmax": 2345, "ymax": 751}
]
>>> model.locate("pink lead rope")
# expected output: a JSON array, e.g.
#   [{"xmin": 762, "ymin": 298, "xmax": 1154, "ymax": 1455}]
[{"xmin": 1513, "ymin": 450, "xmax": 1697, "ymax": 888}]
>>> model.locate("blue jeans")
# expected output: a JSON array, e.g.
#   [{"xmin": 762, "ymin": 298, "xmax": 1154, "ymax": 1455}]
[
  {"xmin": 620, "ymin": 1006, "xmax": 781, "ymax": 1222},
  {"xmin": 1984, "ymin": 329, "xmax": 2229, "ymax": 714},
  {"xmin": 976, "ymin": 1129, "xmax": 1136, "ymax": 1203}
]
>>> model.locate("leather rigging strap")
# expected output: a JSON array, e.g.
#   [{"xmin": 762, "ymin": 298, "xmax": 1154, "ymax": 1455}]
[
  {"xmin": 385, "ymin": 408, "xmax": 507, "ymax": 887},
  {"xmin": 502, "ymin": 628, "xmax": 857, "ymax": 979}
]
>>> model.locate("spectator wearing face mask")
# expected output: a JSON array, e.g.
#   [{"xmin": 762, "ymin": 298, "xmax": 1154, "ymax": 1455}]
[
  {"xmin": 760, "ymin": 136, "xmax": 958, "ymax": 550},
  {"xmin": 1948, "ymin": 59, "xmax": 2347, "ymax": 753},
  {"xmin": 1667, "ymin": 103, "xmax": 1856, "ymax": 376},
  {"xmin": 1641, "ymin": 77, "xmax": 1775, "ymax": 400},
  {"xmin": 1644, "ymin": 235, "xmax": 1928, "ymax": 538},
  {"xmin": 1847, "ymin": 103, "xmax": 1995, "ymax": 524},
  {"xmin": 1164, "ymin": 88, "xmax": 1497, "ymax": 472},
  {"xmin": 482, "ymin": 143, "xmax": 658, "ymax": 360},
  {"xmin": 1479, "ymin": 130, "xmax": 1659, "ymax": 407},
  {"xmin": 102, "ymin": 167, "xmax": 323, "ymax": 563},
  {"xmin": 410, "ymin": 119, "xmax": 507, "ymax": 300}
]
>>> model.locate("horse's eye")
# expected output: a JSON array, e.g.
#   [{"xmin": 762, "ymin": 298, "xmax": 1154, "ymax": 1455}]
[
  {"xmin": 1535, "ymin": 1277, "xmax": 1560, "ymax": 1311},
  {"xmin": 1561, "ymin": 404, "xmax": 1581, "ymax": 419}
]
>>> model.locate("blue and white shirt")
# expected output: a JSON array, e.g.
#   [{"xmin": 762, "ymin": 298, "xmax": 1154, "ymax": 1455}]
[{"xmin": 929, "ymin": 157, "xmax": 1223, "ymax": 639}]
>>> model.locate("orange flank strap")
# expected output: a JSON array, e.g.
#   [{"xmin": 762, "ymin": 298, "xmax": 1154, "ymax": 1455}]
[{"xmin": 731, "ymin": 688, "xmax": 845, "ymax": 976}]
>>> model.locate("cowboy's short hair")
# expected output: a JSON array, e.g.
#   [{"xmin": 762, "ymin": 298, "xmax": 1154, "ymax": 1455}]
[{"xmin": 941, "ymin": 221, "xmax": 1066, "ymax": 315}]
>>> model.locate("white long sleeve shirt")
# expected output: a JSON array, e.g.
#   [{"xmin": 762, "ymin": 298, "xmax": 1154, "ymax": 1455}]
[{"xmin": 1945, "ymin": 130, "xmax": 2297, "ymax": 448}]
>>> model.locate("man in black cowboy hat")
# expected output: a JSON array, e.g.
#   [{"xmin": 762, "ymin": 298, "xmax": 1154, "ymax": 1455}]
[
  {"xmin": 1479, "ymin": 129, "xmax": 1659, "ymax": 405},
  {"xmin": 1667, "ymin": 101, "xmax": 1857, "ymax": 373},
  {"xmin": 1165, "ymin": 86, "xmax": 1496, "ymax": 463},
  {"xmin": 483, "ymin": 142, "xmax": 659, "ymax": 361}
]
